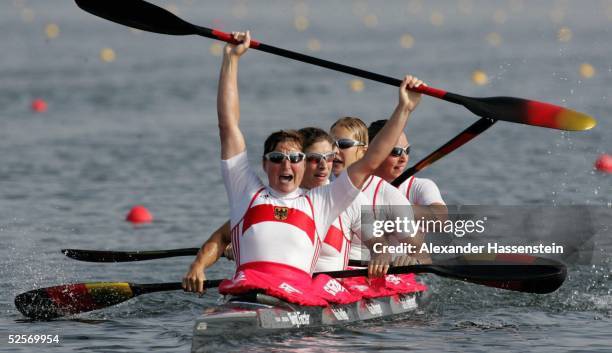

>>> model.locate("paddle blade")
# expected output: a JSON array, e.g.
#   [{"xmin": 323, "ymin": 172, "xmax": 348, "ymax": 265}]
[
  {"xmin": 61, "ymin": 248, "xmax": 200, "ymax": 262},
  {"xmin": 75, "ymin": 0, "xmax": 196, "ymax": 35},
  {"xmin": 450, "ymin": 94, "xmax": 596, "ymax": 131},
  {"xmin": 433, "ymin": 254, "xmax": 567, "ymax": 294},
  {"xmin": 15, "ymin": 282, "xmax": 135, "ymax": 320},
  {"xmin": 62, "ymin": 248, "xmax": 122, "ymax": 262},
  {"xmin": 434, "ymin": 264, "xmax": 566, "ymax": 294}
]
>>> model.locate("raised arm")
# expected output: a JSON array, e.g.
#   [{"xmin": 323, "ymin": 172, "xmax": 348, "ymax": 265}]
[
  {"xmin": 182, "ymin": 220, "xmax": 231, "ymax": 293},
  {"xmin": 347, "ymin": 76, "xmax": 424, "ymax": 188},
  {"xmin": 218, "ymin": 31, "xmax": 251, "ymax": 159}
]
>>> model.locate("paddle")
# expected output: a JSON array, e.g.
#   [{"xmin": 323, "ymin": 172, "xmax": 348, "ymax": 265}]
[
  {"xmin": 16, "ymin": 254, "xmax": 566, "ymax": 320},
  {"xmin": 61, "ymin": 248, "xmax": 371, "ymax": 268},
  {"xmin": 13, "ymin": 281, "xmax": 204, "ymax": 321},
  {"xmin": 74, "ymin": 0, "xmax": 596, "ymax": 131},
  {"xmin": 61, "ymin": 248, "xmax": 201, "ymax": 262},
  {"xmin": 391, "ymin": 117, "xmax": 496, "ymax": 186}
]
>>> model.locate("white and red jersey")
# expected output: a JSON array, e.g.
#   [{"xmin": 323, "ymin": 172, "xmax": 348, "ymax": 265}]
[
  {"xmin": 315, "ymin": 192, "xmax": 367, "ymax": 272},
  {"xmin": 343, "ymin": 175, "xmax": 413, "ymax": 262},
  {"xmin": 397, "ymin": 176, "xmax": 445, "ymax": 206},
  {"xmin": 319, "ymin": 175, "xmax": 426, "ymax": 298},
  {"xmin": 314, "ymin": 176, "xmax": 427, "ymax": 299},
  {"xmin": 315, "ymin": 176, "xmax": 415, "ymax": 270},
  {"xmin": 221, "ymin": 152, "xmax": 360, "ymax": 276}
]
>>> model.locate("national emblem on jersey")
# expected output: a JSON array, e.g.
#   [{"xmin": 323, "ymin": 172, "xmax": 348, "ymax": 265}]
[{"xmin": 274, "ymin": 206, "xmax": 289, "ymax": 221}]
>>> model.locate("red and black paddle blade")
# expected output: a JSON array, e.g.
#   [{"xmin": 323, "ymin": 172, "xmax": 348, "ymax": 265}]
[
  {"xmin": 14, "ymin": 282, "xmax": 138, "ymax": 320},
  {"xmin": 75, "ymin": 0, "xmax": 196, "ymax": 35},
  {"xmin": 444, "ymin": 93, "xmax": 597, "ymax": 131}
]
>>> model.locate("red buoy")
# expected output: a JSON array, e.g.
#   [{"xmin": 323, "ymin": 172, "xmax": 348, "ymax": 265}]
[
  {"xmin": 126, "ymin": 205, "xmax": 153, "ymax": 223},
  {"xmin": 31, "ymin": 98, "xmax": 48, "ymax": 113},
  {"xmin": 594, "ymin": 154, "xmax": 612, "ymax": 173}
]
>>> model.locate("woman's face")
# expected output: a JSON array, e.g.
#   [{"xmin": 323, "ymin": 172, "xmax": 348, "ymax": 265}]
[
  {"xmin": 330, "ymin": 126, "xmax": 367, "ymax": 177},
  {"xmin": 262, "ymin": 140, "xmax": 305, "ymax": 194},
  {"xmin": 374, "ymin": 132, "xmax": 410, "ymax": 182},
  {"xmin": 300, "ymin": 140, "xmax": 335, "ymax": 189}
]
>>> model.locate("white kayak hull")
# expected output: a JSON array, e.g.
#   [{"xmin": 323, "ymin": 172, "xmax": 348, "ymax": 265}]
[{"xmin": 191, "ymin": 290, "xmax": 429, "ymax": 352}]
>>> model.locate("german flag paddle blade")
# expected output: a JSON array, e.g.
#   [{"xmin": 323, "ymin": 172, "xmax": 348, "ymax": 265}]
[
  {"xmin": 445, "ymin": 93, "xmax": 597, "ymax": 131},
  {"xmin": 15, "ymin": 282, "xmax": 135, "ymax": 320}
]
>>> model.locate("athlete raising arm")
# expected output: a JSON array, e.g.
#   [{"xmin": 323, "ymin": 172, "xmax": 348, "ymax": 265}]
[{"xmin": 183, "ymin": 31, "xmax": 424, "ymax": 302}]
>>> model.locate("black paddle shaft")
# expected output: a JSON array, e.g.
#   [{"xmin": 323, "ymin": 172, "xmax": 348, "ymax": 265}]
[
  {"xmin": 391, "ymin": 117, "xmax": 496, "ymax": 187},
  {"xmin": 75, "ymin": 0, "xmax": 596, "ymax": 131},
  {"xmin": 131, "ymin": 281, "xmax": 222, "ymax": 295}
]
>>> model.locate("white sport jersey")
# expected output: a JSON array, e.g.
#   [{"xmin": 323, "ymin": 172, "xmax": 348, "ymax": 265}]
[
  {"xmin": 397, "ymin": 176, "xmax": 445, "ymax": 206},
  {"xmin": 347, "ymin": 175, "xmax": 414, "ymax": 262},
  {"xmin": 315, "ymin": 192, "xmax": 367, "ymax": 272},
  {"xmin": 222, "ymin": 152, "xmax": 360, "ymax": 275}
]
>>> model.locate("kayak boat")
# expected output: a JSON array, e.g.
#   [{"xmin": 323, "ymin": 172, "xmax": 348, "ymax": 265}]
[{"xmin": 191, "ymin": 289, "xmax": 429, "ymax": 352}]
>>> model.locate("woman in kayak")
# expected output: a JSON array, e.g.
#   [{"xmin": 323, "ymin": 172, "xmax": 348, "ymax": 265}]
[
  {"xmin": 367, "ymin": 119, "xmax": 448, "ymax": 221},
  {"xmin": 184, "ymin": 125, "xmax": 425, "ymax": 298},
  {"xmin": 329, "ymin": 117, "xmax": 431, "ymax": 266},
  {"xmin": 193, "ymin": 30, "xmax": 424, "ymax": 306},
  {"xmin": 299, "ymin": 127, "xmax": 427, "ymax": 298}
]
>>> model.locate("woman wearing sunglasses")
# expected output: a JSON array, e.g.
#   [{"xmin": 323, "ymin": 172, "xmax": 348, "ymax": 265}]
[
  {"xmin": 195, "ymin": 30, "xmax": 424, "ymax": 306},
  {"xmin": 184, "ymin": 127, "xmax": 423, "ymax": 298},
  {"xmin": 368, "ymin": 119, "xmax": 447, "ymax": 222},
  {"xmin": 329, "ymin": 117, "xmax": 430, "ymax": 268},
  {"xmin": 298, "ymin": 127, "xmax": 426, "ymax": 298}
]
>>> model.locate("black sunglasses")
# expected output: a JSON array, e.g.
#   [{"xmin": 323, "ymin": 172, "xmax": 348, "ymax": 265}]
[
  {"xmin": 305, "ymin": 152, "xmax": 336, "ymax": 164},
  {"xmin": 335, "ymin": 139, "xmax": 366, "ymax": 150},
  {"xmin": 264, "ymin": 151, "xmax": 305, "ymax": 164},
  {"xmin": 390, "ymin": 146, "xmax": 411, "ymax": 157}
]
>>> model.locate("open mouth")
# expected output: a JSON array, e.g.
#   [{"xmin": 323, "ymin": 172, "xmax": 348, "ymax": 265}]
[{"xmin": 280, "ymin": 174, "xmax": 294, "ymax": 183}]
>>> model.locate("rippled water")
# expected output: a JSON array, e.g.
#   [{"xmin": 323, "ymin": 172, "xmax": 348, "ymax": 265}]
[{"xmin": 1, "ymin": 0, "xmax": 611, "ymax": 352}]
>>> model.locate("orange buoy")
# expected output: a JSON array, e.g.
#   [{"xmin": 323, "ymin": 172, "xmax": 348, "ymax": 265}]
[
  {"xmin": 31, "ymin": 98, "xmax": 48, "ymax": 113},
  {"xmin": 126, "ymin": 205, "xmax": 153, "ymax": 223},
  {"xmin": 594, "ymin": 154, "xmax": 612, "ymax": 173}
]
